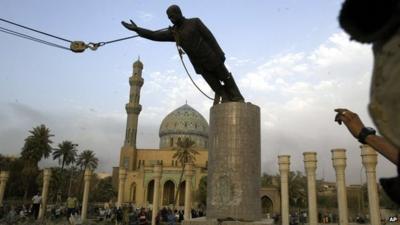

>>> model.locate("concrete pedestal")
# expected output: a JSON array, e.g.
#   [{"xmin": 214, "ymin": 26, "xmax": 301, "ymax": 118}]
[
  {"xmin": 207, "ymin": 102, "xmax": 261, "ymax": 221},
  {"xmin": 0, "ymin": 171, "xmax": 10, "ymax": 207}
]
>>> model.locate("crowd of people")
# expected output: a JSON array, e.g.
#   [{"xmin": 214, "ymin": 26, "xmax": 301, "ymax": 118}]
[{"xmin": 0, "ymin": 197, "xmax": 205, "ymax": 225}]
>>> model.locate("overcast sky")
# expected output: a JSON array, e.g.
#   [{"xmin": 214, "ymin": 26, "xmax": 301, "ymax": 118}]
[{"xmin": 0, "ymin": 0, "xmax": 397, "ymax": 184}]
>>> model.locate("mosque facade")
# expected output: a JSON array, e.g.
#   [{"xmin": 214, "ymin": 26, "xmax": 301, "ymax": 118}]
[{"xmin": 113, "ymin": 59, "xmax": 209, "ymax": 208}]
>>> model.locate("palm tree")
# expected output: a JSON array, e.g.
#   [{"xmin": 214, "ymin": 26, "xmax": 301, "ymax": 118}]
[
  {"xmin": 172, "ymin": 137, "xmax": 198, "ymax": 207},
  {"xmin": 76, "ymin": 150, "xmax": 98, "ymax": 194},
  {"xmin": 20, "ymin": 124, "xmax": 54, "ymax": 200},
  {"xmin": 76, "ymin": 150, "xmax": 98, "ymax": 171},
  {"xmin": 52, "ymin": 141, "xmax": 78, "ymax": 173},
  {"xmin": 52, "ymin": 141, "xmax": 78, "ymax": 199}
]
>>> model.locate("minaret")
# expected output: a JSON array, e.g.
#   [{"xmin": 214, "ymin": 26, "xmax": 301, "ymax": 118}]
[{"xmin": 119, "ymin": 59, "xmax": 144, "ymax": 170}]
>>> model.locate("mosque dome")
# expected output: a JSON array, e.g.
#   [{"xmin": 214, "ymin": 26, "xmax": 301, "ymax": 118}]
[{"xmin": 159, "ymin": 104, "xmax": 209, "ymax": 149}]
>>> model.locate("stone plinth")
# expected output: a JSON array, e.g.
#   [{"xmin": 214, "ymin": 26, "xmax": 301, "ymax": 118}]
[{"xmin": 207, "ymin": 102, "xmax": 261, "ymax": 221}]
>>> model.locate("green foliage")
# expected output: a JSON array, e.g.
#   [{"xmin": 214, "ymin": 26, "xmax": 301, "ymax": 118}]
[
  {"xmin": 288, "ymin": 171, "xmax": 307, "ymax": 208},
  {"xmin": 173, "ymin": 138, "xmax": 198, "ymax": 165},
  {"xmin": 21, "ymin": 124, "xmax": 54, "ymax": 164},
  {"xmin": 52, "ymin": 140, "xmax": 78, "ymax": 170},
  {"xmin": 76, "ymin": 150, "xmax": 99, "ymax": 171},
  {"xmin": 90, "ymin": 176, "xmax": 116, "ymax": 202}
]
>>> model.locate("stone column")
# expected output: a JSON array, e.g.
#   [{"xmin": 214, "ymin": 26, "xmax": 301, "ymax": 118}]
[
  {"xmin": 38, "ymin": 168, "xmax": 52, "ymax": 220},
  {"xmin": 151, "ymin": 164, "xmax": 162, "ymax": 225},
  {"xmin": 361, "ymin": 145, "xmax": 381, "ymax": 225},
  {"xmin": 81, "ymin": 169, "xmax": 92, "ymax": 221},
  {"xmin": 207, "ymin": 102, "xmax": 261, "ymax": 221},
  {"xmin": 0, "ymin": 171, "xmax": 10, "ymax": 207},
  {"xmin": 184, "ymin": 163, "xmax": 194, "ymax": 220},
  {"xmin": 303, "ymin": 152, "xmax": 318, "ymax": 225},
  {"xmin": 278, "ymin": 155, "xmax": 290, "ymax": 225},
  {"xmin": 332, "ymin": 149, "xmax": 349, "ymax": 225},
  {"xmin": 117, "ymin": 168, "xmax": 127, "ymax": 207}
]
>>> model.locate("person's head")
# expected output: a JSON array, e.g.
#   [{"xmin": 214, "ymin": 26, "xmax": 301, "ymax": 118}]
[{"xmin": 166, "ymin": 5, "xmax": 184, "ymax": 25}]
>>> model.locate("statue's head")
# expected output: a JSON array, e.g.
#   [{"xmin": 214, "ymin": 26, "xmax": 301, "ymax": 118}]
[{"xmin": 166, "ymin": 5, "xmax": 184, "ymax": 25}]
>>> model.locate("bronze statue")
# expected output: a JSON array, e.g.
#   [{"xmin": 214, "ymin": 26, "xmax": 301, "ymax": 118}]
[{"xmin": 122, "ymin": 5, "xmax": 244, "ymax": 105}]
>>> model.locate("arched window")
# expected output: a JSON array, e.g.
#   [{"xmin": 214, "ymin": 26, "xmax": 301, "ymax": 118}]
[
  {"xmin": 163, "ymin": 180, "xmax": 175, "ymax": 205},
  {"xmin": 147, "ymin": 180, "xmax": 155, "ymax": 203}
]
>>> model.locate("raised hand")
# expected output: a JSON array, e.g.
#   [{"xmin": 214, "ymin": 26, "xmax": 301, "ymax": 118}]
[
  {"xmin": 334, "ymin": 108, "xmax": 365, "ymax": 138},
  {"xmin": 121, "ymin": 19, "xmax": 139, "ymax": 32}
]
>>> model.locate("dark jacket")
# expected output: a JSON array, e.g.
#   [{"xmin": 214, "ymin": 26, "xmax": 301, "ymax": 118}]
[{"xmin": 135, "ymin": 17, "xmax": 225, "ymax": 74}]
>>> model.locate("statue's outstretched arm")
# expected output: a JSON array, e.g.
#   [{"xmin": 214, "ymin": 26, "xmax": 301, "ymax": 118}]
[{"xmin": 122, "ymin": 20, "xmax": 174, "ymax": 42}]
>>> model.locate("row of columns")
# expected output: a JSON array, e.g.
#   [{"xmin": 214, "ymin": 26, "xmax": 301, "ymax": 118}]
[
  {"xmin": 278, "ymin": 145, "xmax": 381, "ymax": 225},
  {"xmin": 117, "ymin": 163, "xmax": 195, "ymax": 225},
  {"xmin": 0, "ymin": 168, "xmax": 94, "ymax": 222}
]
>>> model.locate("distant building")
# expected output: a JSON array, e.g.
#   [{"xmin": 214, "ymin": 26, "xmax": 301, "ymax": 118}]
[{"xmin": 113, "ymin": 59, "xmax": 208, "ymax": 208}]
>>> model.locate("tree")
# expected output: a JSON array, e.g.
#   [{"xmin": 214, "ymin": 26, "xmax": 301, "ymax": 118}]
[
  {"xmin": 288, "ymin": 171, "xmax": 307, "ymax": 209},
  {"xmin": 76, "ymin": 150, "xmax": 99, "ymax": 194},
  {"xmin": 76, "ymin": 150, "xmax": 98, "ymax": 171},
  {"xmin": 52, "ymin": 141, "xmax": 78, "ymax": 173},
  {"xmin": 20, "ymin": 124, "xmax": 54, "ymax": 200},
  {"xmin": 172, "ymin": 137, "xmax": 198, "ymax": 206},
  {"xmin": 52, "ymin": 141, "xmax": 78, "ymax": 200},
  {"xmin": 91, "ymin": 176, "xmax": 116, "ymax": 202}
]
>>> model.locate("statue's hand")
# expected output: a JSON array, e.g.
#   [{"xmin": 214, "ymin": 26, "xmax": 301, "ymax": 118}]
[{"xmin": 121, "ymin": 20, "xmax": 139, "ymax": 32}]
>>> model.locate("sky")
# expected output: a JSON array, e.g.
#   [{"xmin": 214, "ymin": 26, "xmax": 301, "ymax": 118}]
[{"xmin": 0, "ymin": 0, "xmax": 397, "ymax": 184}]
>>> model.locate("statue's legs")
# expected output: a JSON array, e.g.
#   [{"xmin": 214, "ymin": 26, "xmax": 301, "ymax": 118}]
[
  {"xmin": 223, "ymin": 73, "xmax": 244, "ymax": 102},
  {"xmin": 202, "ymin": 72, "xmax": 229, "ymax": 104}
]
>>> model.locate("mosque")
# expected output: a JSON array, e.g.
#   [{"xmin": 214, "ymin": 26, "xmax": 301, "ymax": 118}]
[
  {"xmin": 112, "ymin": 59, "xmax": 209, "ymax": 208},
  {"xmin": 112, "ymin": 59, "xmax": 280, "ymax": 213}
]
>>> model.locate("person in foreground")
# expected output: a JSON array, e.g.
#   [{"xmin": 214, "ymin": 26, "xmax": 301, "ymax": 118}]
[
  {"xmin": 337, "ymin": 0, "xmax": 400, "ymax": 205},
  {"xmin": 121, "ymin": 5, "xmax": 244, "ymax": 105}
]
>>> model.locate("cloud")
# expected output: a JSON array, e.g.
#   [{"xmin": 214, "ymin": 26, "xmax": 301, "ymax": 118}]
[{"xmin": 237, "ymin": 32, "xmax": 397, "ymax": 182}]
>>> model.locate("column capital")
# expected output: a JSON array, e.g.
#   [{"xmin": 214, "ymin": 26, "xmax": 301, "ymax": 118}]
[
  {"xmin": 332, "ymin": 149, "xmax": 347, "ymax": 169},
  {"xmin": 278, "ymin": 155, "xmax": 291, "ymax": 172},
  {"xmin": 303, "ymin": 152, "xmax": 317, "ymax": 172},
  {"xmin": 84, "ymin": 169, "xmax": 93, "ymax": 181},
  {"xmin": 0, "ymin": 171, "xmax": 10, "ymax": 182},
  {"xmin": 153, "ymin": 164, "xmax": 163, "ymax": 179},
  {"xmin": 360, "ymin": 145, "xmax": 378, "ymax": 171}
]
